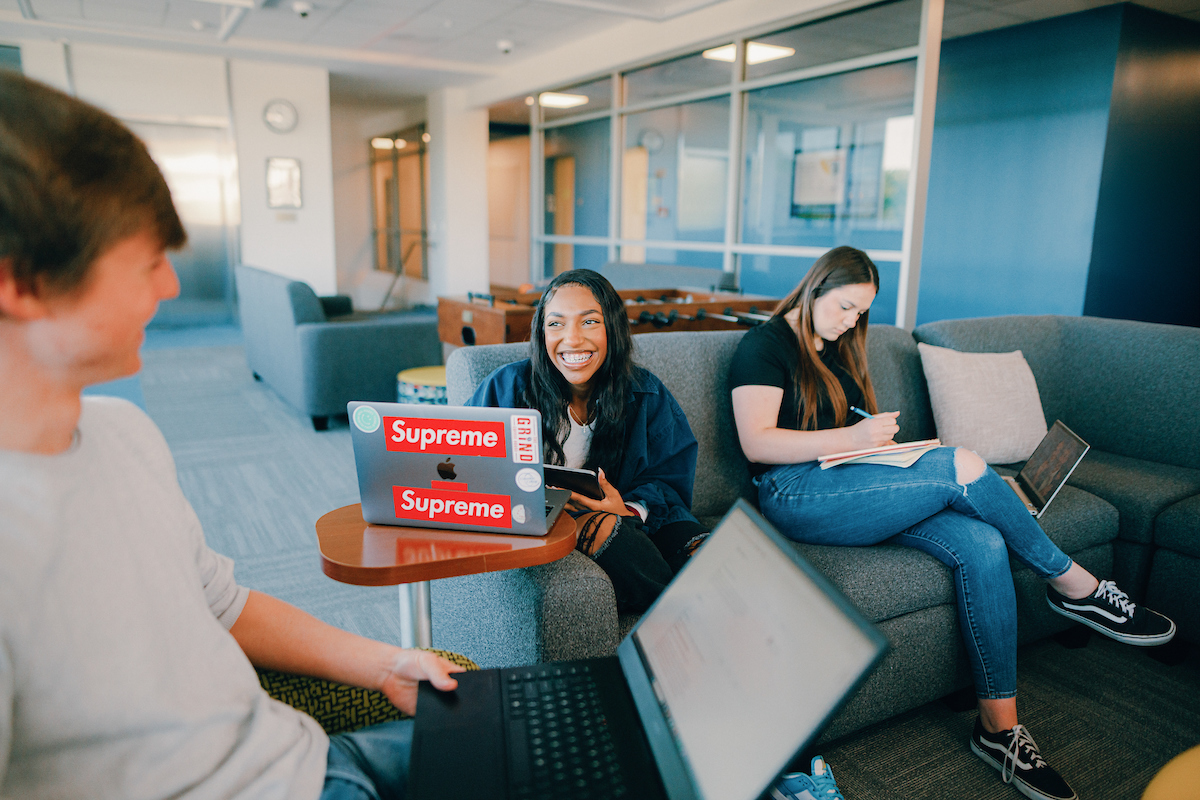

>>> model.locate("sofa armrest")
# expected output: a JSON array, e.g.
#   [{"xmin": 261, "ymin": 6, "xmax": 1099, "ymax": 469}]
[
  {"xmin": 429, "ymin": 551, "xmax": 620, "ymax": 669},
  {"xmin": 296, "ymin": 312, "xmax": 441, "ymax": 416},
  {"xmin": 319, "ymin": 294, "xmax": 354, "ymax": 318}
]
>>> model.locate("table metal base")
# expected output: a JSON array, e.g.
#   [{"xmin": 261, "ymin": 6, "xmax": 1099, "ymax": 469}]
[{"xmin": 398, "ymin": 581, "xmax": 432, "ymax": 649}]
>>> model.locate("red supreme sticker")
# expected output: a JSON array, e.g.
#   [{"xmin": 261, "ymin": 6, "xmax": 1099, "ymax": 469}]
[
  {"xmin": 384, "ymin": 417, "xmax": 507, "ymax": 458},
  {"xmin": 393, "ymin": 486, "xmax": 512, "ymax": 528}
]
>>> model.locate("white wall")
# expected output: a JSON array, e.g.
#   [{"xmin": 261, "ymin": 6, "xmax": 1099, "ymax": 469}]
[
  {"xmin": 426, "ymin": 86, "xmax": 490, "ymax": 300},
  {"xmin": 19, "ymin": 41, "xmax": 339, "ymax": 297},
  {"xmin": 230, "ymin": 59, "xmax": 337, "ymax": 296}
]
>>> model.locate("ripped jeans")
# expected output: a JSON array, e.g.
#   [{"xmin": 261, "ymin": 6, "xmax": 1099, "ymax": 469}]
[{"xmin": 756, "ymin": 446, "xmax": 1072, "ymax": 699}]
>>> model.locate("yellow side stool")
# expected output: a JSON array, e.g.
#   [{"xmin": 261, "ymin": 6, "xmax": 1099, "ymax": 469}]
[
  {"xmin": 1143, "ymin": 744, "xmax": 1200, "ymax": 800},
  {"xmin": 397, "ymin": 365, "xmax": 447, "ymax": 405}
]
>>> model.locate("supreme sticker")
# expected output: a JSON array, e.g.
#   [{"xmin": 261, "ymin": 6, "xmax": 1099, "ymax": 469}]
[
  {"xmin": 393, "ymin": 486, "xmax": 512, "ymax": 528},
  {"xmin": 510, "ymin": 413, "xmax": 540, "ymax": 464},
  {"xmin": 384, "ymin": 417, "xmax": 506, "ymax": 458}
]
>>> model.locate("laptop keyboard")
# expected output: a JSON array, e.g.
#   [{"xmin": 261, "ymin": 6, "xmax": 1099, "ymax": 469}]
[{"xmin": 503, "ymin": 665, "xmax": 628, "ymax": 799}]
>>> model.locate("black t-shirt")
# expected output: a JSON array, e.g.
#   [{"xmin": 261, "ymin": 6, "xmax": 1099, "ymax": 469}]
[{"xmin": 729, "ymin": 317, "xmax": 866, "ymax": 472}]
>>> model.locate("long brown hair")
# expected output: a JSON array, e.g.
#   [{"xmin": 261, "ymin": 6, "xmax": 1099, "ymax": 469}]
[
  {"xmin": 772, "ymin": 246, "xmax": 880, "ymax": 430},
  {"xmin": 0, "ymin": 73, "xmax": 186, "ymax": 300}
]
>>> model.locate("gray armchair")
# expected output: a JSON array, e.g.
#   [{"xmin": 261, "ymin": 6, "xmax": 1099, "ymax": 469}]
[
  {"xmin": 235, "ymin": 265, "xmax": 441, "ymax": 430},
  {"xmin": 430, "ymin": 331, "xmax": 752, "ymax": 668}
]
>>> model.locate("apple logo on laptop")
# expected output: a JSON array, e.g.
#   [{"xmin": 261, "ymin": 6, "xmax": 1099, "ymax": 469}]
[{"xmin": 437, "ymin": 458, "xmax": 456, "ymax": 480}]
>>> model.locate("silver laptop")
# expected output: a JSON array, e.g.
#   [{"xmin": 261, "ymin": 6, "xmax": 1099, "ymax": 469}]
[
  {"xmin": 1002, "ymin": 419, "xmax": 1090, "ymax": 518},
  {"xmin": 348, "ymin": 401, "xmax": 569, "ymax": 536},
  {"xmin": 408, "ymin": 500, "xmax": 888, "ymax": 800}
]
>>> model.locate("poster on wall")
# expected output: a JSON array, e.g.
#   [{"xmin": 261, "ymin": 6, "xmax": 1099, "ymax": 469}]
[
  {"xmin": 791, "ymin": 149, "xmax": 844, "ymax": 219},
  {"xmin": 266, "ymin": 157, "xmax": 302, "ymax": 209}
]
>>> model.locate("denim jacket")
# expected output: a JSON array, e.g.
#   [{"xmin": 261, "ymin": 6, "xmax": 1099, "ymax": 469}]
[{"xmin": 466, "ymin": 359, "xmax": 700, "ymax": 536}]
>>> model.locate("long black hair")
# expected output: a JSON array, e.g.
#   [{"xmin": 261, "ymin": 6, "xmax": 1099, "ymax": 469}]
[{"xmin": 526, "ymin": 269, "xmax": 636, "ymax": 476}]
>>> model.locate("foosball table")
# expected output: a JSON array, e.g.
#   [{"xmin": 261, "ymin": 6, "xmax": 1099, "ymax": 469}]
[{"xmin": 438, "ymin": 288, "xmax": 778, "ymax": 348}]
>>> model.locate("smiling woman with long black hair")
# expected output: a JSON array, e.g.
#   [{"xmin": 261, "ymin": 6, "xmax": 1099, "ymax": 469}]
[{"xmin": 467, "ymin": 269, "xmax": 708, "ymax": 612}]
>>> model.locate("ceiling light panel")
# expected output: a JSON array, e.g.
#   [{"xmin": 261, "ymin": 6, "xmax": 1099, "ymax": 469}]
[{"xmin": 538, "ymin": 91, "xmax": 589, "ymax": 108}]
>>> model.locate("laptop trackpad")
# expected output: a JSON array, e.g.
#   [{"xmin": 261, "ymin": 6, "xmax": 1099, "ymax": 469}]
[{"xmin": 410, "ymin": 673, "xmax": 507, "ymax": 798}]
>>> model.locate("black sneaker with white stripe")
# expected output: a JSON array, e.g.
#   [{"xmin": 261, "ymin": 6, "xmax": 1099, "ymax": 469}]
[
  {"xmin": 970, "ymin": 719, "xmax": 1077, "ymax": 800},
  {"xmin": 1046, "ymin": 579, "xmax": 1176, "ymax": 646}
]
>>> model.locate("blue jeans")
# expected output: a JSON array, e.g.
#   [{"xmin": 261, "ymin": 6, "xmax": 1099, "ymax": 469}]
[
  {"xmin": 756, "ymin": 447, "xmax": 1073, "ymax": 699},
  {"xmin": 321, "ymin": 719, "xmax": 414, "ymax": 800}
]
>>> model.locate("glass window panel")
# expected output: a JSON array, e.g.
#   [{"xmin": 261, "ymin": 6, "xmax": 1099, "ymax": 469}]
[
  {"xmin": 621, "ymin": 96, "xmax": 730, "ymax": 253},
  {"xmin": 746, "ymin": 0, "xmax": 921, "ymax": 80},
  {"xmin": 615, "ymin": 246, "xmax": 724, "ymax": 271},
  {"xmin": 542, "ymin": 244, "xmax": 609, "ymax": 280},
  {"xmin": 624, "ymin": 48, "xmax": 735, "ymax": 105},
  {"xmin": 541, "ymin": 76, "xmax": 612, "ymax": 121},
  {"xmin": 740, "ymin": 60, "xmax": 916, "ymax": 251},
  {"xmin": 0, "ymin": 45, "xmax": 21, "ymax": 72},
  {"xmin": 737, "ymin": 253, "xmax": 899, "ymax": 325},
  {"xmin": 543, "ymin": 118, "xmax": 610, "ymax": 238}
]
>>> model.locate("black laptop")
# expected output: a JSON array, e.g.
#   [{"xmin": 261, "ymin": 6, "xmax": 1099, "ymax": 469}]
[
  {"xmin": 1001, "ymin": 419, "xmax": 1090, "ymax": 519},
  {"xmin": 408, "ymin": 499, "xmax": 888, "ymax": 800}
]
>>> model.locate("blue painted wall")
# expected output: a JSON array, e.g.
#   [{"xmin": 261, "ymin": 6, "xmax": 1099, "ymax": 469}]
[{"xmin": 917, "ymin": 8, "xmax": 1123, "ymax": 325}]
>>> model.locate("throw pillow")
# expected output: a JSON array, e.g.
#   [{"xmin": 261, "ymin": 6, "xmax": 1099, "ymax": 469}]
[{"xmin": 917, "ymin": 343, "xmax": 1047, "ymax": 464}]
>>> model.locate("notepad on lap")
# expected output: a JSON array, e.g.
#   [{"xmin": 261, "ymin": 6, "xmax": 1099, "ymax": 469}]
[{"xmin": 818, "ymin": 438, "xmax": 941, "ymax": 470}]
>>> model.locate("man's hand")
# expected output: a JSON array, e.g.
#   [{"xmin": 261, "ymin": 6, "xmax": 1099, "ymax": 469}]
[
  {"xmin": 564, "ymin": 468, "xmax": 633, "ymax": 516},
  {"xmin": 377, "ymin": 649, "xmax": 465, "ymax": 716}
]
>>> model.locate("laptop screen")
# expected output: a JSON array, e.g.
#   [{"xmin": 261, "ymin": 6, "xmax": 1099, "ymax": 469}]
[
  {"xmin": 1018, "ymin": 420, "xmax": 1089, "ymax": 509},
  {"xmin": 631, "ymin": 505, "xmax": 882, "ymax": 800}
]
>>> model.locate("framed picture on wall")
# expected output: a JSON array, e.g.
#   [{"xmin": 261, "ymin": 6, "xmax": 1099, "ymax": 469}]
[
  {"xmin": 266, "ymin": 157, "xmax": 302, "ymax": 209},
  {"xmin": 790, "ymin": 148, "xmax": 844, "ymax": 219}
]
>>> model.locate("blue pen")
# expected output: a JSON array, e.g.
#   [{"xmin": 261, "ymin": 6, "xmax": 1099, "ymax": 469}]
[{"xmin": 850, "ymin": 406, "xmax": 874, "ymax": 419}]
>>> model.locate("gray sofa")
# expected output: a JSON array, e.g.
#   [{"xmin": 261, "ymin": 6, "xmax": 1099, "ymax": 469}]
[
  {"xmin": 431, "ymin": 315, "xmax": 1200, "ymax": 741},
  {"xmin": 235, "ymin": 265, "xmax": 441, "ymax": 429}
]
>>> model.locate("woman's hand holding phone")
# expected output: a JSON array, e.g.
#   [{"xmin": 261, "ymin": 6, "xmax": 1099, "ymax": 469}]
[
  {"xmin": 850, "ymin": 410, "xmax": 900, "ymax": 449},
  {"xmin": 564, "ymin": 468, "xmax": 635, "ymax": 516}
]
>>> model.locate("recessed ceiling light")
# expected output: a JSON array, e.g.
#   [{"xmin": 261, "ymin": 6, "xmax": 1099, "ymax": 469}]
[
  {"xmin": 371, "ymin": 137, "xmax": 394, "ymax": 150},
  {"xmin": 190, "ymin": 19, "xmax": 206, "ymax": 31},
  {"xmin": 538, "ymin": 92, "xmax": 589, "ymax": 109},
  {"xmin": 395, "ymin": 139, "xmax": 407, "ymax": 149},
  {"xmin": 702, "ymin": 42, "xmax": 796, "ymax": 65},
  {"xmin": 422, "ymin": 132, "xmax": 431, "ymax": 143},
  {"xmin": 524, "ymin": 96, "xmax": 535, "ymax": 106}
]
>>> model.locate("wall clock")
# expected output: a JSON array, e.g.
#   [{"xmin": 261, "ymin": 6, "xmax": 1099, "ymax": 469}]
[{"xmin": 263, "ymin": 99, "xmax": 298, "ymax": 134}]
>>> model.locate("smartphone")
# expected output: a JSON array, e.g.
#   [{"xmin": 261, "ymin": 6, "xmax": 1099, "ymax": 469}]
[{"xmin": 543, "ymin": 465, "xmax": 604, "ymax": 500}]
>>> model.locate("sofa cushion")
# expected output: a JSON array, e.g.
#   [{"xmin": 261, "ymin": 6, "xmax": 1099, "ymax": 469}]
[
  {"xmin": 1155, "ymin": 494, "xmax": 1200, "ymax": 558},
  {"xmin": 1067, "ymin": 450, "xmax": 1200, "ymax": 546},
  {"xmin": 1059, "ymin": 317, "xmax": 1200, "ymax": 471},
  {"xmin": 1030, "ymin": 484, "xmax": 1119, "ymax": 554},
  {"xmin": 789, "ymin": 542, "xmax": 953, "ymax": 624},
  {"xmin": 913, "ymin": 316, "xmax": 1071, "ymax": 431},
  {"xmin": 917, "ymin": 343, "xmax": 1047, "ymax": 463},
  {"xmin": 867, "ymin": 324, "xmax": 937, "ymax": 443},
  {"xmin": 630, "ymin": 330, "xmax": 754, "ymax": 519}
]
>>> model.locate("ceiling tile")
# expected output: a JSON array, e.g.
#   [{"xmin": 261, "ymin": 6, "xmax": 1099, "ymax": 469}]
[
  {"xmin": 1000, "ymin": 0, "xmax": 1115, "ymax": 22},
  {"xmin": 28, "ymin": 0, "xmax": 84, "ymax": 20},
  {"xmin": 940, "ymin": 8, "xmax": 1026, "ymax": 38},
  {"xmin": 333, "ymin": 0, "xmax": 430, "ymax": 27},
  {"xmin": 1131, "ymin": 0, "xmax": 1200, "ymax": 12},
  {"xmin": 81, "ymin": 0, "xmax": 168, "ymax": 27}
]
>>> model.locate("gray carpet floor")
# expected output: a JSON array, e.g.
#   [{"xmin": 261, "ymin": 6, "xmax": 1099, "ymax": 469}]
[{"xmin": 135, "ymin": 341, "xmax": 1200, "ymax": 800}]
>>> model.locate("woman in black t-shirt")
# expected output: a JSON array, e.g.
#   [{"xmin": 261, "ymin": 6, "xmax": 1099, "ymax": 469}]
[{"xmin": 729, "ymin": 246, "xmax": 1174, "ymax": 800}]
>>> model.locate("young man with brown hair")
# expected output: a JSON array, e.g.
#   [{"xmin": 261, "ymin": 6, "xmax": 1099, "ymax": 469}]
[{"xmin": 0, "ymin": 71, "xmax": 461, "ymax": 799}]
